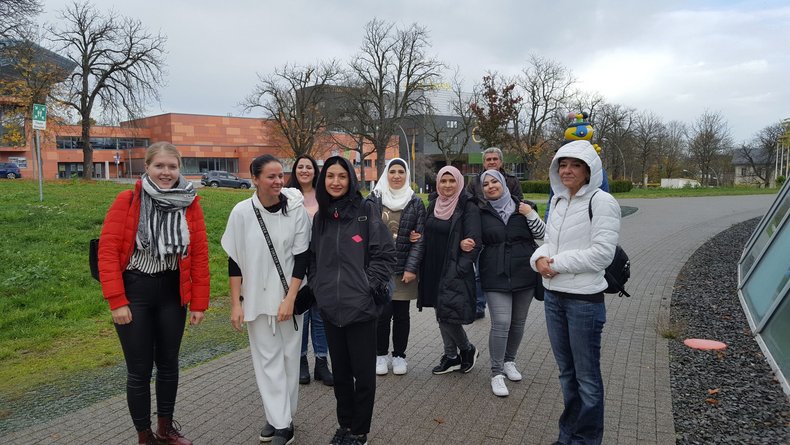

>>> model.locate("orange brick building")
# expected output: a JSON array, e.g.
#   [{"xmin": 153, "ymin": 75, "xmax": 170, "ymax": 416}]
[{"xmin": 1, "ymin": 113, "xmax": 398, "ymax": 185}]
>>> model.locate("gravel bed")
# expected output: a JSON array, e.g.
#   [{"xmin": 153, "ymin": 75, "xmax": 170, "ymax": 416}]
[{"xmin": 669, "ymin": 218, "xmax": 790, "ymax": 444}]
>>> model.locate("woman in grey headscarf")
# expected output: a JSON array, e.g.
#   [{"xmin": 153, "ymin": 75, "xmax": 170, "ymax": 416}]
[{"xmin": 477, "ymin": 169, "xmax": 545, "ymax": 397}]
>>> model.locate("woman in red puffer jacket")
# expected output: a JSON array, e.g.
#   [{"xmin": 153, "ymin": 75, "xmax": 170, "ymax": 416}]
[{"xmin": 98, "ymin": 142, "xmax": 209, "ymax": 445}]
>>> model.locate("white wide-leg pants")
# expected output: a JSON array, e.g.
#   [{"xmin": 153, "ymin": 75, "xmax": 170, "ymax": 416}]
[{"xmin": 247, "ymin": 314, "xmax": 303, "ymax": 429}]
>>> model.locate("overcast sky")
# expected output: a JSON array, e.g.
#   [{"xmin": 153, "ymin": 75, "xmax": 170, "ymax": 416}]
[{"xmin": 38, "ymin": 0, "xmax": 790, "ymax": 143}]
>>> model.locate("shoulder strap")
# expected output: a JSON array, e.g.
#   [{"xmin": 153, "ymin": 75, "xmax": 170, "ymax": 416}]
[
  {"xmin": 252, "ymin": 201, "xmax": 290, "ymax": 293},
  {"xmin": 588, "ymin": 190, "xmax": 600, "ymax": 221}
]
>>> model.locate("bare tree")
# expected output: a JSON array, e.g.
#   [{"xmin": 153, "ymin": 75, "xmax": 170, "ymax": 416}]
[
  {"xmin": 512, "ymin": 54, "xmax": 576, "ymax": 166},
  {"xmin": 243, "ymin": 61, "xmax": 341, "ymax": 158},
  {"xmin": 0, "ymin": 0, "xmax": 42, "ymax": 38},
  {"xmin": 48, "ymin": 1, "xmax": 165, "ymax": 179},
  {"xmin": 632, "ymin": 111, "xmax": 664, "ymax": 185},
  {"xmin": 422, "ymin": 71, "xmax": 476, "ymax": 165},
  {"xmin": 658, "ymin": 120, "xmax": 687, "ymax": 178},
  {"xmin": 736, "ymin": 122, "xmax": 784, "ymax": 187},
  {"xmin": 688, "ymin": 110, "xmax": 732, "ymax": 186},
  {"xmin": 594, "ymin": 102, "xmax": 636, "ymax": 180},
  {"xmin": 345, "ymin": 18, "xmax": 443, "ymax": 177}
]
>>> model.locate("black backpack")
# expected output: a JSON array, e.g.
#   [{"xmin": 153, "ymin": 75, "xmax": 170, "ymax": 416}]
[{"xmin": 588, "ymin": 191, "xmax": 631, "ymax": 297}]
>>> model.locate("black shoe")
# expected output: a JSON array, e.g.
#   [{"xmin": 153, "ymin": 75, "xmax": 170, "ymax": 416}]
[
  {"xmin": 341, "ymin": 433, "xmax": 368, "ymax": 445},
  {"xmin": 329, "ymin": 427, "xmax": 348, "ymax": 445},
  {"xmin": 475, "ymin": 309, "xmax": 485, "ymax": 319},
  {"xmin": 259, "ymin": 422, "xmax": 275, "ymax": 442},
  {"xmin": 299, "ymin": 355, "xmax": 310, "ymax": 384},
  {"xmin": 314, "ymin": 356, "xmax": 334, "ymax": 386},
  {"xmin": 431, "ymin": 354, "xmax": 462, "ymax": 375},
  {"xmin": 460, "ymin": 344, "xmax": 479, "ymax": 373},
  {"xmin": 270, "ymin": 426, "xmax": 294, "ymax": 445}
]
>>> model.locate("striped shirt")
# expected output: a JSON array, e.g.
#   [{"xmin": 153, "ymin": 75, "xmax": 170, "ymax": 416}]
[{"xmin": 126, "ymin": 248, "xmax": 179, "ymax": 274}]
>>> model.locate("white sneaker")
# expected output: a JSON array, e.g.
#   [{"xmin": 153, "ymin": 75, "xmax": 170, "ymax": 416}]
[
  {"xmin": 491, "ymin": 375, "xmax": 509, "ymax": 397},
  {"xmin": 392, "ymin": 356, "xmax": 408, "ymax": 375},
  {"xmin": 503, "ymin": 361, "xmax": 522, "ymax": 381},
  {"xmin": 376, "ymin": 355, "xmax": 389, "ymax": 375}
]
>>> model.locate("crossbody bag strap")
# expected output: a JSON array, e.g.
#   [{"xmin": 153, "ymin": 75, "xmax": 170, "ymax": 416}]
[{"xmin": 252, "ymin": 201, "xmax": 289, "ymax": 293}]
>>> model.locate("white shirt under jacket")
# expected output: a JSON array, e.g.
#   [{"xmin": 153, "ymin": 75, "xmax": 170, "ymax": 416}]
[
  {"xmin": 222, "ymin": 187, "xmax": 311, "ymax": 322},
  {"xmin": 530, "ymin": 140, "xmax": 621, "ymax": 295}
]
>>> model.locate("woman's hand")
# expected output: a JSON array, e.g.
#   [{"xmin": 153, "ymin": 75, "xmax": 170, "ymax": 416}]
[
  {"xmin": 460, "ymin": 238, "xmax": 476, "ymax": 253},
  {"xmin": 409, "ymin": 230, "xmax": 422, "ymax": 243},
  {"xmin": 402, "ymin": 271, "xmax": 417, "ymax": 284},
  {"xmin": 519, "ymin": 202, "xmax": 534, "ymax": 216},
  {"xmin": 277, "ymin": 297, "xmax": 294, "ymax": 322},
  {"xmin": 111, "ymin": 305, "xmax": 132, "ymax": 325},
  {"xmin": 536, "ymin": 256, "xmax": 557, "ymax": 279},
  {"xmin": 189, "ymin": 311, "xmax": 205, "ymax": 326},
  {"xmin": 230, "ymin": 303, "xmax": 244, "ymax": 332}
]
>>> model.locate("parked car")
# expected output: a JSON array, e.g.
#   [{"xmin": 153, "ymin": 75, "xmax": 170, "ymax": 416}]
[
  {"xmin": 200, "ymin": 170, "xmax": 251, "ymax": 189},
  {"xmin": 0, "ymin": 162, "xmax": 22, "ymax": 179}
]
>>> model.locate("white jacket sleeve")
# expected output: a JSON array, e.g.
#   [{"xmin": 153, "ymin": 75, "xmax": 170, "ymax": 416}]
[{"xmin": 550, "ymin": 194, "xmax": 620, "ymax": 274}]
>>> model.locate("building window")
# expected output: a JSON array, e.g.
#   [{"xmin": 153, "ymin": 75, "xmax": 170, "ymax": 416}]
[
  {"xmin": 446, "ymin": 120, "xmax": 458, "ymax": 129},
  {"xmin": 56, "ymin": 136, "xmax": 150, "ymax": 150},
  {"xmin": 181, "ymin": 157, "xmax": 239, "ymax": 174},
  {"xmin": 363, "ymin": 159, "xmax": 372, "ymax": 168},
  {"xmin": 57, "ymin": 162, "xmax": 103, "ymax": 178}
]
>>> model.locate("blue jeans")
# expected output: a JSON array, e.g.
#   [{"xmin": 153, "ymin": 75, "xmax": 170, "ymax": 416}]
[
  {"xmin": 301, "ymin": 308, "xmax": 328, "ymax": 358},
  {"xmin": 544, "ymin": 290, "xmax": 606, "ymax": 445}
]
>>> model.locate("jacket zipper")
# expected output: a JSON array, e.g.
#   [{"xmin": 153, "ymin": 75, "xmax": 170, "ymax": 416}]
[{"xmin": 334, "ymin": 207, "xmax": 343, "ymax": 327}]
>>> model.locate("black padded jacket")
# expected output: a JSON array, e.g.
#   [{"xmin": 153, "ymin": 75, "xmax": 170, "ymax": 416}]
[{"xmin": 366, "ymin": 192, "xmax": 426, "ymax": 275}]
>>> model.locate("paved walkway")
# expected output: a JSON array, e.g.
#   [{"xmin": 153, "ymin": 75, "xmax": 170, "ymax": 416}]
[{"xmin": 7, "ymin": 195, "xmax": 775, "ymax": 444}]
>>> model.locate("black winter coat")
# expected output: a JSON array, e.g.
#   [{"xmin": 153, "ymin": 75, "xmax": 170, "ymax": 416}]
[
  {"xmin": 478, "ymin": 198, "xmax": 540, "ymax": 293},
  {"xmin": 366, "ymin": 192, "xmax": 426, "ymax": 275},
  {"xmin": 417, "ymin": 192, "xmax": 481, "ymax": 325},
  {"xmin": 309, "ymin": 197, "xmax": 396, "ymax": 327}
]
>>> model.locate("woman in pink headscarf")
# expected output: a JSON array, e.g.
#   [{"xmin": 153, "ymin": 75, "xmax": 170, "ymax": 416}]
[{"xmin": 417, "ymin": 166, "xmax": 482, "ymax": 375}]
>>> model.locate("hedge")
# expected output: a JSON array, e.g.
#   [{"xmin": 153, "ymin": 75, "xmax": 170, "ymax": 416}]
[
  {"xmin": 609, "ymin": 180, "xmax": 632, "ymax": 193},
  {"xmin": 521, "ymin": 180, "xmax": 551, "ymax": 194}
]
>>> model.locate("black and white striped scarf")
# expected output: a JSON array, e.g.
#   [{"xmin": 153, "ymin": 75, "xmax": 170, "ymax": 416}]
[{"xmin": 136, "ymin": 174, "xmax": 196, "ymax": 261}]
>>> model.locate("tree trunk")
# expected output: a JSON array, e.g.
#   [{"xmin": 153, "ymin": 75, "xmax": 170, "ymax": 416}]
[{"xmin": 81, "ymin": 120, "xmax": 93, "ymax": 179}]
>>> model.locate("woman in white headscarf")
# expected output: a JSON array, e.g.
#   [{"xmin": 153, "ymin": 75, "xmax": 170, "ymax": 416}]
[
  {"xmin": 366, "ymin": 158, "xmax": 426, "ymax": 376},
  {"xmin": 477, "ymin": 169, "xmax": 545, "ymax": 397}
]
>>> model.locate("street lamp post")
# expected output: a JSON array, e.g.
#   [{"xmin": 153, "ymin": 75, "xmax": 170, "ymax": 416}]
[{"xmin": 396, "ymin": 124, "xmax": 415, "ymax": 186}]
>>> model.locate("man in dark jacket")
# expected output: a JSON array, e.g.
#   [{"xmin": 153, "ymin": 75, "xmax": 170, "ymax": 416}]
[{"xmin": 465, "ymin": 147, "xmax": 523, "ymax": 318}]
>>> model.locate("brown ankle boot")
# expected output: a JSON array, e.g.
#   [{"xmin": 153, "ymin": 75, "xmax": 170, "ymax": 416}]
[
  {"xmin": 138, "ymin": 428, "xmax": 165, "ymax": 445},
  {"xmin": 156, "ymin": 417, "xmax": 192, "ymax": 445}
]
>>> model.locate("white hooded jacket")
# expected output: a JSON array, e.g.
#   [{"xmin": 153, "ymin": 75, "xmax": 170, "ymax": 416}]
[
  {"xmin": 530, "ymin": 140, "xmax": 621, "ymax": 295},
  {"xmin": 222, "ymin": 187, "xmax": 311, "ymax": 321}
]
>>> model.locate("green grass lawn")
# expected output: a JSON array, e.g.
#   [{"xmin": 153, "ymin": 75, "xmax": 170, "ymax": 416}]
[{"xmin": 0, "ymin": 179, "xmax": 778, "ymax": 397}]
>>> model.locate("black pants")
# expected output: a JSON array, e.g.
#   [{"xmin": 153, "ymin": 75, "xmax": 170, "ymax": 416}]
[
  {"xmin": 115, "ymin": 270, "xmax": 186, "ymax": 432},
  {"xmin": 324, "ymin": 318, "xmax": 377, "ymax": 435},
  {"xmin": 376, "ymin": 300, "xmax": 410, "ymax": 358}
]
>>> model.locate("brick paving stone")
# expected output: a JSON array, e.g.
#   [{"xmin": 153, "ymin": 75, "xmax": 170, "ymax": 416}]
[{"xmin": 5, "ymin": 195, "xmax": 774, "ymax": 444}]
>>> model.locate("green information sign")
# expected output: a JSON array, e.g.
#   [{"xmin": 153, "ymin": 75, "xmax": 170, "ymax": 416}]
[{"xmin": 32, "ymin": 103, "xmax": 47, "ymax": 130}]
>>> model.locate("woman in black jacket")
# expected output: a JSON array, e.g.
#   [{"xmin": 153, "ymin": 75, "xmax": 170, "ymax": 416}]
[
  {"xmin": 418, "ymin": 165, "xmax": 482, "ymax": 375},
  {"xmin": 367, "ymin": 158, "xmax": 426, "ymax": 376},
  {"xmin": 309, "ymin": 156, "xmax": 396, "ymax": 445},
  {"xmin": 478, "ymin": 169, "xmax": 545, "ymax": 397}
]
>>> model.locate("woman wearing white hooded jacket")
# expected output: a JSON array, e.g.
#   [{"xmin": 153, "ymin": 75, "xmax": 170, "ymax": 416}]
[
  {"xmin": 530, "ymin": 140, "xmax": 620, "ymax": 445},
  {"xmin": 222, "ymin": 155, "xmax": 311, "ymax": 445}
]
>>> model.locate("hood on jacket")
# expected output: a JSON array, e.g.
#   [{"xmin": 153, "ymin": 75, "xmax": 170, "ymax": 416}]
[
  {"xmin": 549, "ymin": 140, "xmax": 603, "ymax": 198},
  {"xmin": 316, "ymin": 156, "xmax": 362, "ymax": 217},
  {"xmin": 279, "ymin": 186, "xmax": 305, "ymax": 212}
]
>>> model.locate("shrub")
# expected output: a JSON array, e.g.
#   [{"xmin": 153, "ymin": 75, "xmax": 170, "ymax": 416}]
[
  {"xmin": 522, "ymin": 180, "xmax": 551, "ymax": 194},
  {"xmin": 777, "ymin": 175, "xmax": 786, "ymax": 187},
  {"xmin": 609, "ymin": 180, "xmax": 633, "ymax": 193}
]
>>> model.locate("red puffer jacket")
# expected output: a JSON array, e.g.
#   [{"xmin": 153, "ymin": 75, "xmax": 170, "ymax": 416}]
[{"xmin": 98, "ymin": 181, "xmax": 210, "ymax": 311}]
